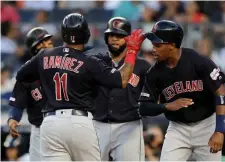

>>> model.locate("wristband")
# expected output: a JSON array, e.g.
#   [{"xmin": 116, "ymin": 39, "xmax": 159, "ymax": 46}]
[
  {"xmin": 215, "ymin": 115, "xmax": 225, "ymax": 133},
  {"xmin": 216, "ymin": 95, "xmax": 225, "ymax": 106},
  {"xmin": 124, "ymin": 49, "xmax": 137, "ymax": 66}
]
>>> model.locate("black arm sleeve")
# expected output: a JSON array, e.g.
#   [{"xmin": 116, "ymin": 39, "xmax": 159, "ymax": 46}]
[
  {"xmin": 139, "ymin": 71, "xmax": 160, "ymax": 102},
  {"xmin": 87, "ymin": 55, "xmax": 122, "ymax": 88},
  {"xmin": 138, "ymin": 69, "xmax": 165, "ymax": 116},
  {"xmin": 9, "ymin": 81, "xmax": 28, "ymax": 108},
  {"xmin": 16, "ymin": 50, "xmax": 42, "ymax": 82},
  {"xmin": 140, "ymin": 102, "xmax": 166, "ymax": 116}
]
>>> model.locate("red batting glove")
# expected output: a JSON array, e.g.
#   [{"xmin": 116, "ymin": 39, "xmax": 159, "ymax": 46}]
[{"xmin": 124, "ymin": 29, "xmax": 145, "ymax": 66}]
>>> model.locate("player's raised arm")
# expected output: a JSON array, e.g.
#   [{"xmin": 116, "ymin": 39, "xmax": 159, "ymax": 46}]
[{"xmin": 118, "ymin": 29, "xmax": 145, "ymax": 88}]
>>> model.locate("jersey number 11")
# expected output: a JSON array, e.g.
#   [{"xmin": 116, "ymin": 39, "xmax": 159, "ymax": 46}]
[{"xmin": 53, "ymin": 72, "xmax": 69, "ymax": 101}]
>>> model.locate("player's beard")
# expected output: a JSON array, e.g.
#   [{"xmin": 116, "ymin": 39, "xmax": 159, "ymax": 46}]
[{"xmin": 108, "ymin": 44, "xmax": 126, "ymax": 57}]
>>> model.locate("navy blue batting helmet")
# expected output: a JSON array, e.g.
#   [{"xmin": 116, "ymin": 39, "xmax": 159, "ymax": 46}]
[{"xmin": 146, "ymin": 20, "xmax": 184, "ymax": 48}]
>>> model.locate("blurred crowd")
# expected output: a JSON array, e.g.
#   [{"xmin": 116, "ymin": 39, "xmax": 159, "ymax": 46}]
[{"xmin": 1, "ymin": 0, "xmax": 225, "ymax": 161}]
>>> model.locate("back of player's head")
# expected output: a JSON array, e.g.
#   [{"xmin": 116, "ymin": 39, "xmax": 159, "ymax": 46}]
[
  {"xmin": 61, "ymin": 13, "xmax": 90, "ymax": 45},
  {"xmin": 146, "ymin": 20, "xmax": 184, "ymax": 48},
  {"xmin": 104, "ymin": 17, "xmax": 131, "ymax": 44},
  {"xmin": 25, "ymin": 27, "xmax": 52, "ymax": 55}
]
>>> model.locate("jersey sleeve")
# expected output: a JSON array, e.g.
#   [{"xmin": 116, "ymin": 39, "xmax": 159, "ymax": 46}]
[
  {"xmin": 196, "ymin": 55, "xmax": 225, "ymax": 92},
  {"xmin": 16, "ymin": 50, "xmax": 42, "ymax": 82},
  {"xmin": 87, "ymin": 55, "xmax": 122, "ymax": 88},
  {"xmin": 9, "ymin": 81, "xmax": 28, "ymax": 109},
  {"xmin": 139, "ymin": 70, "xmax": 160, "ymax": 102}
]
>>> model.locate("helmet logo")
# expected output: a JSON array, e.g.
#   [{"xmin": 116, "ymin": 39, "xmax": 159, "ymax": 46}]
[
  {"xmin": 113, "ymin": 20, "xmax": 123, "ymax": 29},
  {"xmin": 71, "ymin": 36, "xmax": 75, "ymax": 43},
  {"xmin": 38, "ymin": 33, "xmax": 45, "ymax": 39},
  {"xmin": 152, "ymin": 24, "xmax": 158, "ymax": 33}
]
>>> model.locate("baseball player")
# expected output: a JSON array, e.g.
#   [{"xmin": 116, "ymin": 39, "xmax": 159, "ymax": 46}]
[
  {"xmin": 7, "ymin": 27, "xmax": 53, "ymax": 161},
  {"xmin": 139, "ymin": 20, "xmax": 225, "ymax": 161},
  {"xmin": 15, "ymin": 13, "xmax": 145, "ymax": 161},
  {"xmin": 93, "ymin": 17, "xmax": 151, "ymax": 161}
]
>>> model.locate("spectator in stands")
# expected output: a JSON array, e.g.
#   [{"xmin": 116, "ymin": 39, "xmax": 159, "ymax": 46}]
[
  {"xmin": 1, "ymin": 64, "xmax": 14, "ymax": 97},
  {"xmin": 201, "ymin": 1, "xmax": 224, "ymax": 23},
  {"xmin": 20, "ymin": 0, "xmax": 55, "ymax": 11},
  {"xmin": 103, "ymin": 0, "xmax": 121, "ymax": 10},
  {"xmin": 174, "ymin": 1, "xmax": 208, "ymax": 24},
  {"xmin": 22, "ymin": 10, "xmax": 58, "ymax": 39},
  {"xmin": 4, "ymin": 135, "xmax": 21, "ymax": 161},
  {"xmin": 34, "ymin": 10, "xmax": 57, "ymax": 35},
  {"xmin": 214, "ymin": 47, "xmax": 225, "ymax": 73},
  {"xmin": 144, "ymin": 125, "xmax": 164, "ymax": 161},
  {"xmin": 221, "ymin": 1, "xmax": 225, "ymax": 23},
  {"xmin": 1, "ymin": 1, "xmax": 20, "ymax": 24},
  {"xmin": 3, "ymin": 134, "xmax": 29, "ymax": 161},
  {"xmin": 113, "ymin": 1, "xmax": 142, "ymax": 21},
  {"xmin": 1, "ymin": 21, "xmax": 23, "ymax": 58},
  {"xmin": 58, "ymin": 1, "xmax": 94, "ymax": 11},
  {"xmin": 194, "ymin": 37, "xmax": 213, "ymax": 57},
  {"xmin": 139, "ymin": 1, "xmax": 160, "ymax": 23},
  {"xmin": 159, "ymin": 1, "xmax": 184, "ymax": 21},
  {"xmin": 194, "ymin": 37, "xmax": 225, "ymax": 73}
]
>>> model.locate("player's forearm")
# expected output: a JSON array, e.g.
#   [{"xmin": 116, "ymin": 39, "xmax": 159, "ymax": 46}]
[
  {"xmin": 119, "ymin": 63, "xmax": 134, "ymax": 88},
  {"xmin": 118, "ymin": 29, "xmax": 145, "ymax": 88},
  {"xmin": 139, "ymin": 102, "xmax": 166, "ymax": 116},
  {"xmin": 8, "ymin": 107, "xmax": 23, "ymax": 123}
]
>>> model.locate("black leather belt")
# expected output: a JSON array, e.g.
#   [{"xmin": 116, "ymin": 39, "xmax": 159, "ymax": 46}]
[{"xmin": 44, "ymin": 109, "xmax": 88, "ymax": 118}]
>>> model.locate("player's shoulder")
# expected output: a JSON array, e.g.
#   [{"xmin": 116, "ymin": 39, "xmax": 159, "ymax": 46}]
[
  {"xmin": 37, "ymin": 46, "xmax": 61, "ymax": 57},
  {"xmin": 182, "ymin": 47, "xmax": 212, "ymax": 63},
  {"xmin": 182, "ymin": 47, "xmax": 203, "ymax": 60},
  {"xmin": 96, "ymin": 52, "xmax": 112, "ymax": 63},
  {"xmin": 86, "ymin": 49, "xmax": 111, "ymax": 63},
  {"xmin": 83, "ymin": 46, "xmax": 99, "ymax": 58}
]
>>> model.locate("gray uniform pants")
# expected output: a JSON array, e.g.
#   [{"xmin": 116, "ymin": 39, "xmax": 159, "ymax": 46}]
[
  {"xmin": 93, "ymin": 120, "xmax": 144, "ymax": 161},
  {"xmin": 40, "ymin": 109, "xmax": 101, "ymax": 161},
  {"xmin": 160, "ymin": 113, "xmax": 221, "ymax": 161},
  {"xmin": 29, "ymin": 125, "xmax": 41, "ymax": 161}
]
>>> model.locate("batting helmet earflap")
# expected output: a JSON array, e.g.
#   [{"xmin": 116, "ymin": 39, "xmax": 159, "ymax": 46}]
[
  {"xmin": 61, "ymin": 13, "xmax": 90, "ymax": 45},
  {"xmin": 104, "ymin": 17, "xmax": 131, "ymax": 44},
  {"xmin": 146, "ymin": 20, "xmax": 184, "ymax": 48},
  {"xmin": 25, "ymin": 27, "xmax": 52, "ymax": 55}
]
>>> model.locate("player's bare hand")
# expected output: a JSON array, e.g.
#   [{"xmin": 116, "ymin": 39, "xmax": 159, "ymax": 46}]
[
  {"xmin": 124, "ymin": 29, "xmax": 145, "ymax": 52},
  {"xmin": 165, "ymin": 98, "xmax": 194, "ymax": 111},
  {"xmin": 208, "ymin": 132, "xmax": 224, "ymax": 153},
  {"xmin": 8, "ymin": 119, "xmax": 21, "ymax": 138}
]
